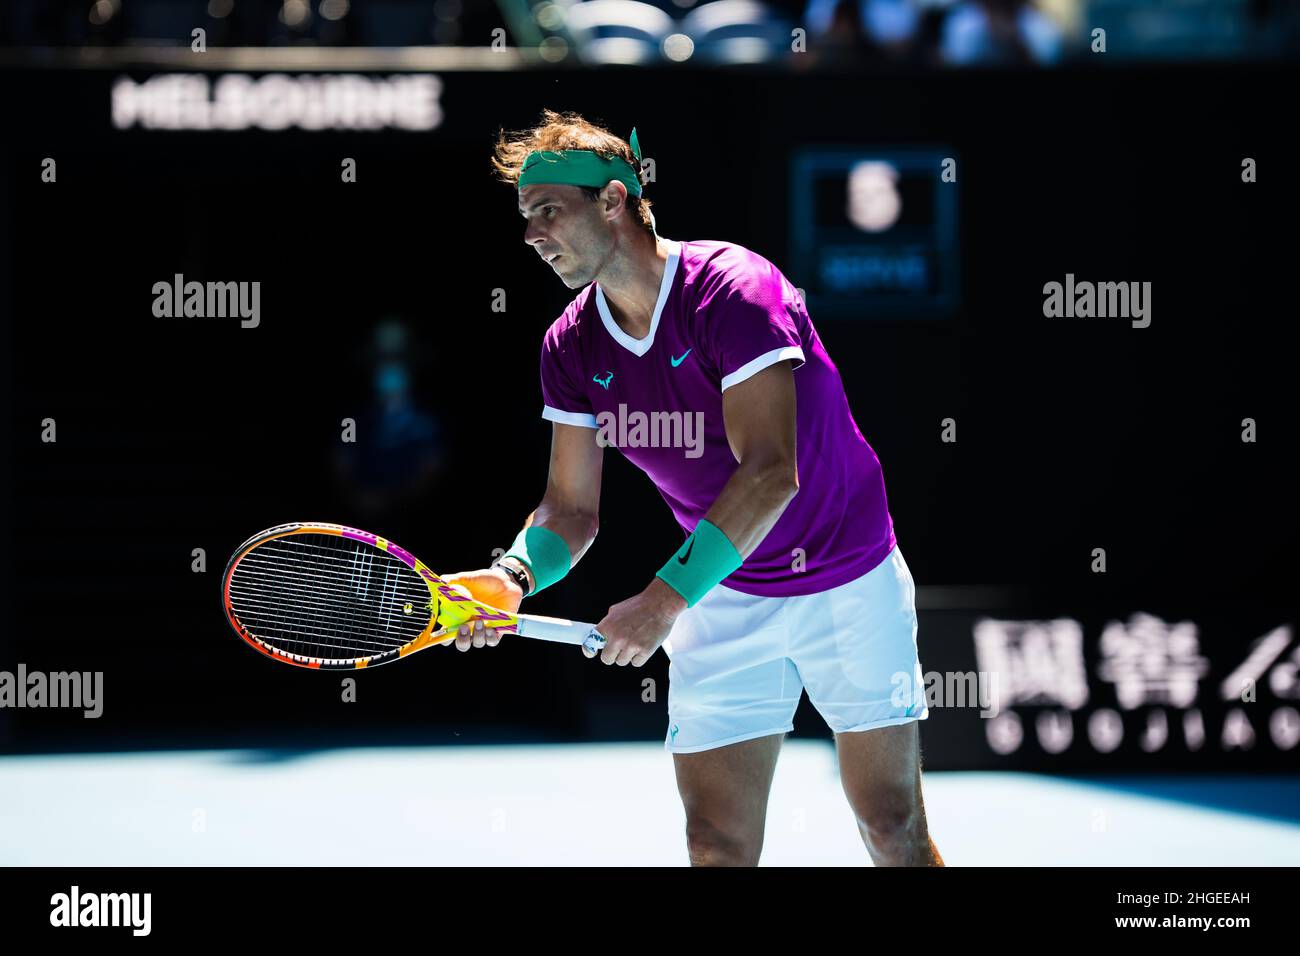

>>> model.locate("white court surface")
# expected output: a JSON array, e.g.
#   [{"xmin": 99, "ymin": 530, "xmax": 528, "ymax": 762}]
[{"xmin": 2, "ymin": 742, "xmax": 1297, "ymax": 865}]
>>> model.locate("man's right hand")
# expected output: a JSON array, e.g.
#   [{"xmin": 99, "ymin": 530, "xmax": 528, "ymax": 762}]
[{"xmin": 440, "ymin": 566, "xmax": 526, "ymax": 651}]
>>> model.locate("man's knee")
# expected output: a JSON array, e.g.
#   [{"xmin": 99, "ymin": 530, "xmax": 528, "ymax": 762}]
[
  {"xmin": 686, "ymin": 819, "xmax": 763, "ymax": 866},
  {"xmin": 853, "ymin": 792, "xmax": 925, "ymax": 849}
]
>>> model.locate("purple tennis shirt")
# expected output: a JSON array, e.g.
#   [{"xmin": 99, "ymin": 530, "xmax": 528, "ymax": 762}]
[{"xmin": 539, "ymin": 238, "xmax": 896, "ymax": 597}]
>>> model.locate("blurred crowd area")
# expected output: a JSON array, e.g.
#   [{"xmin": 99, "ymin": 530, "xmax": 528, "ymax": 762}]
[{"xmin": 2, "ymin": 0, "xmax": 1296, "ymax": 66}]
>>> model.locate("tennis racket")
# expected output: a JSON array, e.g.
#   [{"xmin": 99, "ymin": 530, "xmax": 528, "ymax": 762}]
[{"xmin": 222, "ymin": 521, "xmax": 605, "ymax": 669}]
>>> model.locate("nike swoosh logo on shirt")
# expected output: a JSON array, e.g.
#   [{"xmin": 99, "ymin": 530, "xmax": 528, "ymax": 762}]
[{"xmin": 670, "ymin": 349, "xmax": 693, "ymax": 367}]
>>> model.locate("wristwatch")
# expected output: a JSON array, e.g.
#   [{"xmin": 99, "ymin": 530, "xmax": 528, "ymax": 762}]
[{"xmin": 493, "ymin": 556, "xmax": 532, "ymax": 597}]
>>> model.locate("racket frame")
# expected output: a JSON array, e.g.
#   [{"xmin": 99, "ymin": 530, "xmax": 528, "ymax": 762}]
[{"xmin": 222, "ymin": 521, "xmax": 602, "ymax": 669}]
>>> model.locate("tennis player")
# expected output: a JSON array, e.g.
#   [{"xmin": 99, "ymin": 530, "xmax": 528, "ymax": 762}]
[{"xmin": 445, "ymin": 111, "xmax": 942, "ymax": 867}]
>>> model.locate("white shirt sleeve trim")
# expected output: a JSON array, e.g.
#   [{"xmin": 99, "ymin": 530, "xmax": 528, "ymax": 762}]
[
  {"xmin": 542, "ymin": 405, "xmax": 600, "ymax": 429},
  {"xmin": 720, "ymin": 345, "xmax": 806, "ymax": 392}
]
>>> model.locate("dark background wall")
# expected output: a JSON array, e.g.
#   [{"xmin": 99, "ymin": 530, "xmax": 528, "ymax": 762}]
[{"xmin": 2, "ymin": 64, "xmax": 1295, "ymax": 765}]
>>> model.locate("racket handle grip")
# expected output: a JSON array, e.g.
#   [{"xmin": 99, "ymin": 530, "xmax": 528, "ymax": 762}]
[{"xmin": 513, "ymin": 613, "xmax": 606, "ymax": 654}]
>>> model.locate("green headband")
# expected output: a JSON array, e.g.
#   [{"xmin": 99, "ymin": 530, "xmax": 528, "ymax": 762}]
[{"xmin": 519, "ymin": 128, "xmax": 644, "ymax": 198}]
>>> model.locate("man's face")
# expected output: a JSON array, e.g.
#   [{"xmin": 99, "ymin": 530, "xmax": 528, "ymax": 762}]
[{"xmin": 518, "ymin": 183, "xmax": 613, "ymax": 289}]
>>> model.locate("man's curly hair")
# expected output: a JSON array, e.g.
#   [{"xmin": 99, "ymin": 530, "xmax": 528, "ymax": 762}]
[{"xmin": 492, "ymin": 109, "xmax": 655, "ymax": 237}]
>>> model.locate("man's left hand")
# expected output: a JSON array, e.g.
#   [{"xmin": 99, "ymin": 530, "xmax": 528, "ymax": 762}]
[{"xmin": 591, "ymin": 577, "xmax": 688, "ymax": 666}]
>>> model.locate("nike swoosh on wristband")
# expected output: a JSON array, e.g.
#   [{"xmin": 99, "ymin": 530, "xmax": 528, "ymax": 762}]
[{"xmin": 677, "ymin": 538, "xmax": 694, "ymax": 565}]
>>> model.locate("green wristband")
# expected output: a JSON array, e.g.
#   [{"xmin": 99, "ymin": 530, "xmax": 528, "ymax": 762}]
[
  {"xmin": 655, "ymin": 519, "xmax": 743, "ymax": 608},
  {"xmin": 504, "ymin": 525, "xmax": 572, "ymax": 595}
]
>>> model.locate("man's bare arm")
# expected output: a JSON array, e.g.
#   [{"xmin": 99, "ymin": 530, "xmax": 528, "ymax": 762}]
[
  {"xmin": 634, "ymin": 358, "xmax": 799, "ymax": 616},
  {"xmin": 590, "ymin": 359, "xmax": 800, "ymax": 665},
  {"xmin": 703, "ymin": 359, "xmax": 800, "ymax": 557},
  {"xmin": 500, "ymin": 420, "xmax": 604, "ymax": 591}
]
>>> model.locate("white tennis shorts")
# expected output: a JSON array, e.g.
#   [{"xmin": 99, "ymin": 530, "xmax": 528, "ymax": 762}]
[{"xmin": 662, "ymin": 545, "xmax": 928, "ymax": 753}]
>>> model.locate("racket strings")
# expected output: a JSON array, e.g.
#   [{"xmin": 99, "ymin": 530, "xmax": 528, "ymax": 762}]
[
  {"xmin": 231, "ymin": 560, "xmax": 422, "ymax": 617},
  {"xmin": 228, "ymin": 534, "xmax": 435, "ymax": 661},
  {"xmin": 235, "ymin": 541, "xmax": 431, "ymax": 622},
  {"xmin": 230, "ymin": 555, "xmax": 430, "ymax": 656}
]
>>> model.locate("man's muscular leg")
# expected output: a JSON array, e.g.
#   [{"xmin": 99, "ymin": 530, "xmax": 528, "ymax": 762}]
[
  {"xmin": 672, "ymin": 733, "xmax": 785, "ymax": 866},
  {"xmin": 835, "ymin": 722, "xmax": 943, "ymax": 866}
]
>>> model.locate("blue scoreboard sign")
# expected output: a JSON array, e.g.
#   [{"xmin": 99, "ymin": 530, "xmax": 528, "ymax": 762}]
[{"xmin": 789, "ymin": 147, "xmax": 959, "ymax": 319}]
